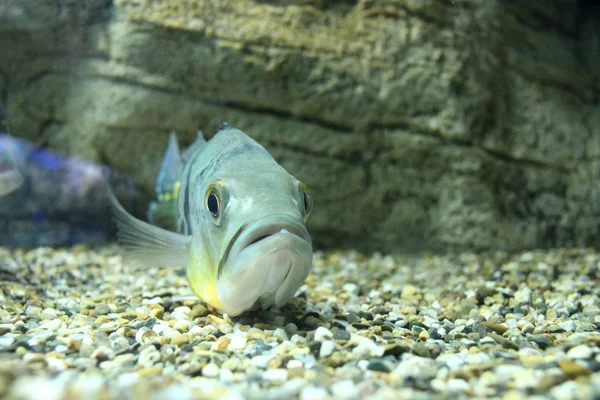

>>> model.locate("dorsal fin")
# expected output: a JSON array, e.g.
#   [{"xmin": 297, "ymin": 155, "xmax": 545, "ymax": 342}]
[
  {"xmin": 156, "ymin": 132, "xmax": 182, "ymax": 195},
  {"xmin": 148, "ymin": 132, "xmax": 182, "ymax": 230},
  {"xmin": 182, "ymin": 131, "xmax": 206, "ymax": 163}
]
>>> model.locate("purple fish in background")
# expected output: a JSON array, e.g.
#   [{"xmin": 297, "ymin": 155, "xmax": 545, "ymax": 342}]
[
  {"xmin": 0, "ymin": 141, "xmax": 24, "ymax": 197},
  {"xmin": 0, "ymin": 134, "xmax": 135, "ymax": 247}
]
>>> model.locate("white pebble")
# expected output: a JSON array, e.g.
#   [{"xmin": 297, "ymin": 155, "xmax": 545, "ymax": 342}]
[
  {"xmin": 40, "ymin": 308, "xmax": 59, "ymax": 319},
  {"xmin": 39, "ymin": 319, "xmax": 62, "ymax": 331},
  {"xmin": 116, "ymin": 372, "xmax": 139, "ymax": 388},
  {"xmin": 90, "ymin": 346, "xmax": 115, "ymax": 361},
  {"xmin": 391, "ymin": 356, "xmax": 438, "ymax": 382},
  {"xmin": 331, "ymin": 379, "xmax": 357, "ymax": 400},
  {"xmin": 141, "ymin": 297, "xmax": 163, "ymax": 305},
  {"xmin": 300, "ymin": 386, "xmax": 329, "ymax": 400},
  {"xmin": 314, "ymin": 327, "xmax": 333, "ymax": 342},
  {"xmin": 567, "ymin": 344, "xmax": 593, "ymax": 359},
  {"xmin": 135, "ymin": 327, "xmax": 149, "ymax": 344},
  {"xmin": 0, "ymin": 335, "xmax": 15, "ymax": 347},
  {"xmin": 170, "ymin": 306, "xmax": 192, "ymax": 320},
  {"xmin": 494, "ymin": 364, "xmax": 525, "ymax": 377},
  {"xmin": 319, "ymin": 340, "xmax": 336, "ymax": 358},
  {"xmin": 219, "ymin": 368, "xmax": 234, "ymax": 382},
  {"xmin": 514, "ymin": 287, "xmax": 532, "ymax": 304},
  {"xmin": 152, "ymin": 322, "xmax": 172, "ymax": 336},
  {"xmin": 343, "ymin": 283, "xmax": 359, "ymax": 295},
  {"xmin": 446, "ymin": 378, "xmax": 469, "ymax": 392},
  {"xmin": 188, "ymin": 325, "xmax": 208, "ymax": 337},
  {"xmin": 558, "ymin": 320, "xmax": 576, "ymax": 332},
  {"xmin": 550, "ymin": 380, "xmax": 581, "ymax": 400},
  {"xmin": 274, "ymin": 328, "xmax": 288, "ymax": 340},
  {"xmin": 251, "ymin": 354, "xmax": 273, "ymax": 369},
  {"xmin": 351, "ymin": 335, "xmax": 384, "ymax": 357},
  {"xmin": 202, "ymin": 363, "xmax": 220, "ymax": 378},
  {"xmin": 173, "ymin": 319, "xmax": 190, "ymax": 332},
  {"xmin": 227, "ymin": 335, "xmax": 248, "ymax": 351},
  {"xmin": 137, "ymin": 347, "xmax": 160, "ymax": 367},
  {"xmin": 262, "ymin": 368, "xmax": 288, "ymax": 383},
  {"xmin": 291, "ymin": 334, "xmax": 307, "ymax": 345}
]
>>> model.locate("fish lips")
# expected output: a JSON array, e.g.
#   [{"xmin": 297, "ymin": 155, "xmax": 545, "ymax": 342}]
[{"xmin": 217, "ymin": 215, "xmax": 312, "ymax": 316}]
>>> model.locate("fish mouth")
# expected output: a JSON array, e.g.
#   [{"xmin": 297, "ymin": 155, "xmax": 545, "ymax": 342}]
[
  {"xmin": 239, "ymin": 219, "xmax": 311, "ymax": 252},
  {"xmin": 218, "ymin": 214, "xmax": 311, "ymax": 276},
  {"xmin": 216, "ymin": 214, "xmax": 313, "ymax": 316}
]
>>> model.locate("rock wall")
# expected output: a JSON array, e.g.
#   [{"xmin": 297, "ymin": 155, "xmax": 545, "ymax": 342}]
[{"xmin": 1, "ymin": 0, "xmax": 599, "ymax": 252}]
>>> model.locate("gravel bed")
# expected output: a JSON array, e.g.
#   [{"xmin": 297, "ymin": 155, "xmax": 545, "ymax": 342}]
[{"xmin": 0, "ymin": 245, "xmax": 599, "ymax": 399}]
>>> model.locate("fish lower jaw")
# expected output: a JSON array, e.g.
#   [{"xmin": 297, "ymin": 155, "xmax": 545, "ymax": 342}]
[{"xmin": 216, "ymin": 233, "xmax": 312, "ymax": 316}]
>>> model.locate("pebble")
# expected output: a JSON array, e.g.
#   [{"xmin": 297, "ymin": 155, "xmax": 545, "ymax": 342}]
[
  {"xmin": 300, "ymin": 386, "xmax": 329, "ymax": 400},
  {"xmin": 558, "ymin": 360, "xmax": 592, "ymax": 379},
  {"xmin": 0, "ymin": 246, "xmax": 598, "ymax": 399},
  {"xmin": 319, "ymin": 340, "xmax": 336, "ymax": 358},
  {"xmin": 401, "ymin": 285, "xmax": 418, "ymax": 300},
  {"xmin": 567, "ymin": 345, "xmax": 593, "ymax": 360},
  {"xmin": 228, "ymin": 335, "xmax": 248, "ymax": 351},
  {"xmin": 0, "ymin": 324, "xmax": 15, "ymax": 334},
  {"xmin": 173, "ymin": 319, "xmax": 189, "ymax": 332},
  {"xmin": 90, "ymin": 346, "xmax": 115, "ymax": 362},
  {"xmin": 202, "ymin": 363, "xmax": 220, "ymax": 378},
  {"xmin": 170, "ymin": 307, "xmax": 191, "ymax": 320},
  {"xmin": 558, "ymin": 320, "xmax": 576, "ymax": 332},
  {"xmin": 520, "ymin": 323, "xmax": 535, "ymax": 334},
  {"xmin": 333, "ymin": 330, "xmax": 351, "ymax": 342},
  {"xmin": 263, "ymin": 368, "xmax": 288, "ymax": 383},
  {"xmin": 314, "ymin": 326, "xmax": 333, "ymax": 342}
]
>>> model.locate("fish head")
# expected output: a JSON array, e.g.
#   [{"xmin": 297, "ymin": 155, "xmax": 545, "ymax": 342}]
[{"xmin": 187, "ymin": 139, "xmax": 313, "ymax": 316}]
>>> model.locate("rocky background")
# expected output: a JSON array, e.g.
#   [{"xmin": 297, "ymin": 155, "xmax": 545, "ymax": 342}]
[{"xmin": 0, "ymin": 0, "xmax": 599, "ymax": 253}]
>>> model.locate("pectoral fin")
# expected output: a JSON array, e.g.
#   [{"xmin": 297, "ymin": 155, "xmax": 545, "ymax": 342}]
[{"xmin": 108, "ymin": 186, "xmax": 191, "ymax": 269}]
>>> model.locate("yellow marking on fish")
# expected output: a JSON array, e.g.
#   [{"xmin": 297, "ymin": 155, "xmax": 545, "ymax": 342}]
[
  {"xmin": 165, "ymin": 192, "xmax": 171, "ymax": 201},
  {"xmin": 187, "ymin": 246, "xmax": 223, "ymax": 310},
  {"xmin": 203, "ymin": 283, "xmax": 222, "ymax": 310},
  {"xmin": 173, "ymin": 181, "xmax": 181, "ymax": 199}
]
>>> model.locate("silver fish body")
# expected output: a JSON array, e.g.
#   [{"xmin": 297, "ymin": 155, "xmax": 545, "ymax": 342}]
[{"xmin": 110, "ymin": 125, "xmax": 313, "ymax": 316}]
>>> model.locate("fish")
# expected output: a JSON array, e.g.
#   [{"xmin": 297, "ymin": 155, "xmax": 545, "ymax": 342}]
[
  {"xmin": 0, "ymin": 168, "xmax": 24, "ymax": 197},
  {"xmin": 0, "ymin": 133, "xmax": 133, "ymax": 247},
  {"xmin": 108, "ymin": 124, "xmax": 314, "ymax": 316},
  {"xmin": 0, "ymin": 133, "xmax": 24, "ymax": 197}
]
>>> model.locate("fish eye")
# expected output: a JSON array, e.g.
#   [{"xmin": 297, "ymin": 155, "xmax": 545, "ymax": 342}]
[
  {"xmin": 299, "ymin": 182, "xmax": 312, "ymax": 221},
  {"xmin": 303, "ymin": 191, "xmax": 312, "ymax": 215},
  {"xmin": 205, "ymin": 181, "xmax": 228, "ymax": 225},
  {"xmin": 206, "ymin": 191, "xmax": 220, "ymax": 218}
]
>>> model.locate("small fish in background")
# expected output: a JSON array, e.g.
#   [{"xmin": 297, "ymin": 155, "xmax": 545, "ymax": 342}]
[
  {"xmin": 0, "ymin": 107, "xmax": 25, "ymax": 197},
  {"xmin": 0, "ymin": 167, "xmax": 24, "ymax": 197},
  {"xmin": 0, "ymin": 139, "xmax": 24, "ymax": 197},
  {"xmin": 0, "ymin": 133, "xmax": 134, "ymax": 247},
  {"xmin": 109, "ymin": 124, "xmax": 314, "ymax": 316}
]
